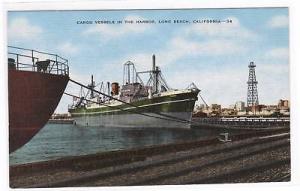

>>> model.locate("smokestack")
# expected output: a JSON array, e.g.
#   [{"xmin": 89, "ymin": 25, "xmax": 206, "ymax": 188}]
[{"xmin": 152, "ymin": 54, "xmax": 156, "ymax": 71}]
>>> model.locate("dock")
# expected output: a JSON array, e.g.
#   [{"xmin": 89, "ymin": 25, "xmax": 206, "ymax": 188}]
[
  {"xmin": 47, "ymin": 118, "xmax": 74, "ymax": 124},
  {"xmin": 10, "ymin": 128, "xmax": 290, "ymax": 188},
  {"xmin": 192, "ymin": 117, "xmax": 290, "ymax": 129}
]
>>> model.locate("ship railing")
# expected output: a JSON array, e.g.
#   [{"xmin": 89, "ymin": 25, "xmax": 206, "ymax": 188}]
[{"xmin": 7, "ymin": 46, "xmax": 69, "ymax": 76}]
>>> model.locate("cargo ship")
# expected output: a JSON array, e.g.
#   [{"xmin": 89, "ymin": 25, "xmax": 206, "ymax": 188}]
[
  {"xmin": 68, "ymin": 55, "xmax": 200, "ymax": 128},
  {"xmin": 8, "ymin": 46, "xmax": 69, "ymax": 153}
]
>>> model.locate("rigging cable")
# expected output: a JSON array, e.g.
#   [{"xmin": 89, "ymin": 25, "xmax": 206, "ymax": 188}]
[{"xmin": 199, "ymin": 93, "xmax": 209, "ymax": 108}]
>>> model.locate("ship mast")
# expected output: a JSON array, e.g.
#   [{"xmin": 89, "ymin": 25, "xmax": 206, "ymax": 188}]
[
  {"xmin": 152, "ymin": 55, "xmax": 155, "ymax": 92},
  {"xmin": 122, "ymin": 55, "xmax": 170, "ymax": 94},
  {"xmin": 123, "ymin": 61, "xmax": 143, "ymax": 85},
  {"xmin": 88, "ymin": 75, "xmax": 95, "ymax": 99},
  {"xmin": 152, "ymin": 54, "xmax": 158, "ymax": 94}
]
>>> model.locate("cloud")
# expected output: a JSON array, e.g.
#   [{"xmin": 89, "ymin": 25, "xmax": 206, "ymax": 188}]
[
  {"xmin": 83, "ymin": 15, "xmax": 152, "ymax": 40},
  {"xmin": 132, "ymin": 45, "xmax": 289, "ymax": 108},
  {"xmin": 268, "ymin": 15, "xmax": 289, "ymax": 28},
  {"xmin": 136, "ymin": 17, "xmax": 255, "ymax": 67},
  {"xmin": 58, "ymin": 42, "xmax": 79, "ymax": 55},
  {"xmin": 71, "ymin": 16, "xmax": 258, "ymax": 108},
  {"xmin": 166, "ymin": 60, "xmax": 289, "ymax": 107},
  {"xmin": 122, "ymin": 53, "xmax": 153, "ymax": 71},
  {"xmin": 185, "ymin": 17, "xmax": 257, "ymax": 39},
  {"xmin": 8, "ymin": 18, "xmax": 43, "ymax": 40},
  {"xmin": 265, "ymin": 47, "xmax": 289, "ymax": 60},
  {"xmin": 81, "ymin": 16, "xmax": 255, "ymax": 71},
  {"xmin": 170, "ymin": 37, "xmax": 246, "ymax": 55},
  {"xmin": 256, "ymin": 62, "xmax": 289, "ymax": 104},
  {"xmin": 166, "ymin": 66, "xmax": 248, "ymax": 107},
  {"xmin": 121, "ymin": 36, "xmax": 248, "ymax": 70}
]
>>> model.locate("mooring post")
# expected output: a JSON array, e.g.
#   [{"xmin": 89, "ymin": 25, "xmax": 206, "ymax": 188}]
[{"xmin": 218, "ymin": 133, "xmax": 231, "ymax": 142}]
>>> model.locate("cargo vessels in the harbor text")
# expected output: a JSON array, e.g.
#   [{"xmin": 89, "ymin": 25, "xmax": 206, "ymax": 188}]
[
  {"xmin": 8, "ymin": 46, "xmax": 69, "ymax": 153},
  {"xmin": 68, "ymin": 55, "xmax": 199, "ymax": 128}
]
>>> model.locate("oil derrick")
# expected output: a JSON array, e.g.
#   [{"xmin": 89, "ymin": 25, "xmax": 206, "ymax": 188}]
[{"xmin": 247, "ymin": 61, "xmax": 259, "ymax": 114}]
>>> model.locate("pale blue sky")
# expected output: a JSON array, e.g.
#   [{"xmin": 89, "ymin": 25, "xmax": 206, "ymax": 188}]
[{"xmin": 7, "ymin": 8, "xmax": 289, "ymax": 113}]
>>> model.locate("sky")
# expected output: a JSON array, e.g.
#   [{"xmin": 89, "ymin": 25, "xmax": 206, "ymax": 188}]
[{"xmin": 7, "ymin": 8, "xmax": 289, "ymax": 113}]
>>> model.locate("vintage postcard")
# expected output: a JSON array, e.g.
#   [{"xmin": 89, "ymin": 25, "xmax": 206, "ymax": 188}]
[{"xmin": 2, "ymin": 1, "xmax": 296, "ymax": 190}]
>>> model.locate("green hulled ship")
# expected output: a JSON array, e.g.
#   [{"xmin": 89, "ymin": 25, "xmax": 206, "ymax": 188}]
[{"xmin": 68, "ymin": 55, "xmax": 200, "ymax": 128}]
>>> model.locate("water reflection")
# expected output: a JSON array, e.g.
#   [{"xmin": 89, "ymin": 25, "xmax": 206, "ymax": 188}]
[{"xmin": 10, "ymin": 123, "xmax": 239, "ymax": 165}]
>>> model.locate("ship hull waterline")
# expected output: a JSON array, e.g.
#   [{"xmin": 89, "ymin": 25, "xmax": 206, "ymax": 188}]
[{"xmin": 72, "ymin": 112, "xmax": 192, "ymax": 128}]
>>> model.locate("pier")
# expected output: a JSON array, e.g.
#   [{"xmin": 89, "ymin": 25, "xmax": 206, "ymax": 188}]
[
  {"xmin": 48, "ymin": 118, "xmax": 74, "ymax": 124},
  {"xmin": 10, "ymin": 128, "xmax": 290, "ymax": 188},
  {"xmin": 192, "ymin": 117, "xmax": 290, "ymax": 129}
]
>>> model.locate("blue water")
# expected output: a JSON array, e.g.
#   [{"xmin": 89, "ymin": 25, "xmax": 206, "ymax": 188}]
[{"xmin": 9, "ymin": 123, "xmax": 233, "ymax": 165}]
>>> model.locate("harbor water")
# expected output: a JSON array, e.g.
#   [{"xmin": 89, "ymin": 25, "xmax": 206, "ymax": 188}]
[{"xmin": 10, "ymin": 123, "xmax": 242, "ymax": 165}]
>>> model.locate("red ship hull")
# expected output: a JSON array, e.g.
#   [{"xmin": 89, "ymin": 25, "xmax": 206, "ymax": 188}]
[{"xmin": 9, "ymin": 69, "xmax": 69, "ymax": 153}]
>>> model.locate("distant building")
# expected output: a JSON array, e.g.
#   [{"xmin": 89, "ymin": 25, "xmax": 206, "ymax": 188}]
[
  {"xmin": 222, "ymin": 108, "xmax": 236, "ymax": 116},
  {"xmin": 235, "ymin": 101, "xmax": 245, "ymax": 111},
  {"xmin": 228, "ymin": 104, "xmax": 235, "ymax": 110},
  {"xmin": 266, "ymin": 105, "xmax": 277, "ymax": 111},
  {"xmin": 194, "ymin": 104, "xmax": 206, "ymax": 112},
  {"xmin": 237, "ymin": 111, "xmax": 247, "ymax": 116},
  {"xmin": 278, "ymin": 99, "xmax": 290, "ymax": 116},
  {"xmin": 210, "ymin": 104, "xmax": 221, "ymax": 115},
  {"xmin": 278, "ymin": 99, "xmax": 289, "ymax": 110},
  {"xmin": 246, "ymin": 104, "xmax": 265, "ymax": 114},
  {"xmin": 260, "ymin": 105, "xmax": 276, "ymax": 116},
  {"xmin": 195, "ymin": 99, "xmax": 290, "ymax": 117},
  {"xmin": 198, "ymin": 104, "xmax": 206, "ymax": 110}
]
